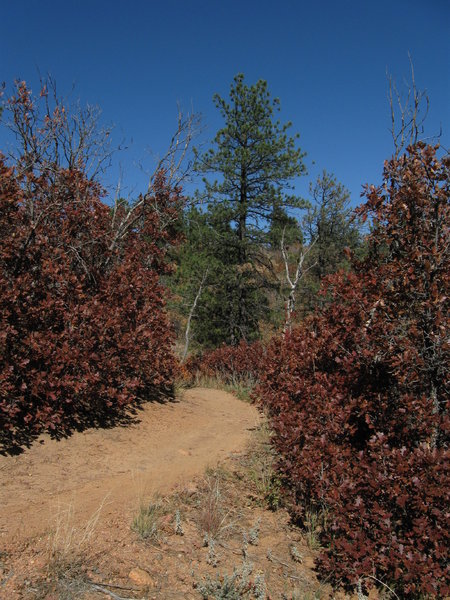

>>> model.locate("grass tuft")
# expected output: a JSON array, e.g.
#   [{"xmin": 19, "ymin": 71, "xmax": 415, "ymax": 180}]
[
  {"xmin": 131, "ymin": 495, "xmax": 163, "ymax": 541},
  {"xmin": 196, "ymin": 475, "xmax": 233, "ymax": 541}
]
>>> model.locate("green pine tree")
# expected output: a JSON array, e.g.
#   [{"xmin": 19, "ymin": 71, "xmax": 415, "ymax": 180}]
[
  {"xmin": 194, "ymin": 73, "xmax": 307, "ymax": 344},
  {"xmin": 298, "ymin": 170, "xmax": 362, "ymax": 315},
  {"xmin": 169, "ymin": 207, "xmax": 236, "ymax": 350}
]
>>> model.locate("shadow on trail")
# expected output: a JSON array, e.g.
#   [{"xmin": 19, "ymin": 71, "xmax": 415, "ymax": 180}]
[{"xmin": 0, "ymin": 386, "xmax": 178, "ymax": 457}]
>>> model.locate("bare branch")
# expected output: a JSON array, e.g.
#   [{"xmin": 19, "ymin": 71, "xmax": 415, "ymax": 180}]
[
  {"xmin": 4, "ymin": 76, "xmax": 117, "ymax": 182},
  {"xmin": 281, "ymin": 226, "xmax": 318, "ymax": 333},
  {"xmin": 182, "ymin": 268, "xmax": 209, "ymax": 362},
  {"xmin": 146, "ymin": 105, "xmax": 202, "ymax": 191},
  {"xmin": 106, "ymin": 108, "xmax": 200, "ymax": 262},
  {"xmin": 387, "ymin": 55, "xmax": 431, "ymax": 159}
]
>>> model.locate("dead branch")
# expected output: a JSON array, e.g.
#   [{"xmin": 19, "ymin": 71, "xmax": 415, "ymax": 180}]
[
  {"xmin": 182, "ymin": 268, "xmax": 209, "ymax": 362},
  {"xmin": 105, "ymin": 108, "xmax": 200, "ymax": 264},
  {"xmin": 281, "ymin": 227, "xmax": 318, "ymax": 333},
  {"xmin": 88, "ymin": 580, "xmax": 140, "ymax": 593},
  {"xmin": 5, "ymin": 75, "xmax": 116, "ymax": 182},
  {"xmin": 89, "ymin": 583, "xmax": 144, "ymax": 600},
  {"xmin": 363, "ymin": 575, "xmax": 400, "ymax": 599},
  {"xmin": 146, "ymin": 105, "xmax": 202, "ymax": 191},
  {"xmin": 387, "ymin": 54, "xmax": 430, "ymax": 159}
]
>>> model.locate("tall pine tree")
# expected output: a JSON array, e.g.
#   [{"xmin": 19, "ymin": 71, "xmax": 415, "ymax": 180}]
[{"xmin": 194, "ymin": 74, "xmax": 306, "ymax": 344}]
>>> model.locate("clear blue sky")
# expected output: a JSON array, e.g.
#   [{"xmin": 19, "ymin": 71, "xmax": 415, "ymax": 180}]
[{"xmin": 1, "ymin": 0, "xmax": 449, "ymax": 206}]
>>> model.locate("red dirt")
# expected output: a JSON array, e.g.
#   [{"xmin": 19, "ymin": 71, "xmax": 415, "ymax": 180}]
[{"xmin": 0, "ymin": 388, "xmax": 259, "ymax": 544}]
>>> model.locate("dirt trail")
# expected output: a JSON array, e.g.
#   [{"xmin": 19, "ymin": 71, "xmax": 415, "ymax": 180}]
[{"xmin": 0, "ymin": 388, "xmax": 259, "ymax": 543}]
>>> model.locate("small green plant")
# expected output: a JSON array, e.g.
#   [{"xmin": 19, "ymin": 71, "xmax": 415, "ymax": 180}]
[
  {"xmin": 356, "ymin": 580, "xmax": 368, "ymax": 600},
  {"xmin": 174, "ymin": 509, "xmax": 184, "ymax": 536},
  {"xmin": 304, "ymin": 507, "xmax": 328, "ymax": 550},
  {"xmin": 289, "ymin": 544, "xmax": 303, "ymax": 563},
  {"xmin": 131, "ymin": 497, "xmax": 163, "ymax": 541},
  {"xmin": 253, "ymin": 572, "xmax": 266, "ymax": 600},
  {"xmin": 206, "ymin": 536, "xmax": 219, "ymax": 567},
  {"xmin": 242, "ymin": 532, "xmax": 249, "ymax": 560},
  {"xmin": 245, "ymin": 423, "xmax": 281, "ymax": 510},
  {"xmin": 197, "ymin": 561, "xmax": 255, "ymax": 599},
  {"xmin": 247, "ymin": 517, "xmax": 261, "ymax": 546}
]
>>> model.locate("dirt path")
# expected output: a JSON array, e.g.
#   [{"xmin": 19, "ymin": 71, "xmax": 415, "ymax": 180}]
[{"xmin": 0, "ymin": 388, "xmax": 259, "ymax": 544}]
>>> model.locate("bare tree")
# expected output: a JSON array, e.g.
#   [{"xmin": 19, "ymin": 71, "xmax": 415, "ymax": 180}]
[
  {"xmin": 2, "ymin": 77, "xmax": 201, "ymax": 276},
  {"xmin": 280, "ymin": 226, "xmax": 317, "ymax": 333},
  {"xmin": 4, "ymin": 76, "xmax": 116, "ymax": 181},
  {"xmin": 387, "ymin": 54, "xmax": 437, "ymax": 159},
  {"xmin": 181, "ymin": 267, "xmax": 209, "ymax": 361},
  {"xmin": 149, "ymin": 104, "xmax": 201, "ymax": 190},
  {"xmin": 107, "ymin": 107, "xmax": 201, "ymax": 264}
]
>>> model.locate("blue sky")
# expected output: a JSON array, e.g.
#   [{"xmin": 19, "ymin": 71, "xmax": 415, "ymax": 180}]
[{"xmin": 1, "ymin": 0, "xmax": 449, "ymax": 207}]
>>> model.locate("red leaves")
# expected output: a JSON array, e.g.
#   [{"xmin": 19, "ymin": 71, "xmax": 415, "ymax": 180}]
[
  {"xmin": 257, "ymin": 145, "xmax": 449, "ymax": 597},
  {"xmin": 0, "ymin": 153, "xmax": 180, "ymax": 450},
  {"xmin": 185, "ymin": 340, "xmax": 264, "ymax": 385}
]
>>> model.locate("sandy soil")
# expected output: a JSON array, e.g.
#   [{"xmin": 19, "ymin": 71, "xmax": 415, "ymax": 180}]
[{"xmin": 0, "ymin": 387, "xmax": 259, "ymax": 544}]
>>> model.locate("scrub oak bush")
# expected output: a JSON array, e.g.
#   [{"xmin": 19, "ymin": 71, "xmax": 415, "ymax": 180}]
[
  {"xmin": 186, "ymin": 340, "xmax": 264, "ymax": 385},
  {"xmin": 0, "ymin": 85, "xmax": 182, "ymax": 448},
  {"xmin": 257, "ymin": 144, "xmax": 449, "ymax": 597}
]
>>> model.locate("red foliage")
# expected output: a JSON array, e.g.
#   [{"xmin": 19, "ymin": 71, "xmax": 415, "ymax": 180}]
[
  {"xmin": 257, "ymin": 145, "xmax": 449, "ymax": 596},
  {"xmin": 185, "ymin": 340, "xmax": 265, "ymax": 385},
  {"xmin": 0, "ymin": 157, "xmax": 181, "ymax": 450}
]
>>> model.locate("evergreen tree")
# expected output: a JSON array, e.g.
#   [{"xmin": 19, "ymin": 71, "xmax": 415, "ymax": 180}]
[
  {"xmin": 307, "ymin": 171, "xmax": 360, "ymax": 278},
  {"xmin": 168, "ymin": 207, "xmax": 236, "ymax": 350},
  {"xmin": 298, "ymin": 170, "xmax": 362, "ymax": 315},
  {"xmin": 268, "ymin": 205, "xmax": 302, "ymax": 248},
  {"xmin": 194, "ymin": 73, "xmax": 306, "ymax": 344}
]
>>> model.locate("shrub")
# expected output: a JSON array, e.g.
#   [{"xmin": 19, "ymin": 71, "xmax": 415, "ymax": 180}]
[
  {"xmin": 0, "ymin": 152, "xmax": 180, "ymax": 449},
  {"xmin": 185, "ymin": 340, "xmax": 265, "ymax": 386},
  {"xmin": 196, "ymin": 561, "xmax": 256, "ymax": 599},
  {"xmin": 257, "ymin": 144, "xmax": 449, "ymax": 597}
]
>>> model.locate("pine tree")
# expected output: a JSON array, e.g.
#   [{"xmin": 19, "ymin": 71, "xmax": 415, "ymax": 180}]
[
  {"xmin": 194, "ymin": 73, "xmax": 306, "ymax": 344},
  {"xmin": 306, "ymin": 171, "xmax": 361, "ymax": 280},
  {"xmin": 297, "ymin": 171, "xmax": 362, "ymax": 315}
]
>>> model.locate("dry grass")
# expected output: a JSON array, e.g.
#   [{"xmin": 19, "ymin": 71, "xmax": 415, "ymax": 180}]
[
  {"xmin": 4, "ymin": 422, "xmax": 377, "ymax": 599},
  {"xmin": 242, "ymin": 421, "xmax": 281, "ymax": 510},
  {"xmin": 196, "ymin": 472, "xmax": 235, "ymax": 542},
  {"xmin": 47, "ymin": 498, "xmax": 105, "ymax": 576},
  {"xmin": 131, "ymin": 495, "xmax": 164, "ymax": 542},
  {"xmin": 186, "ymin": 373, "xmax": 256, "ymax": 403},
  {"xmin": 24, "ymin": 498, "xmax": 108, "ymax": 599}
]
